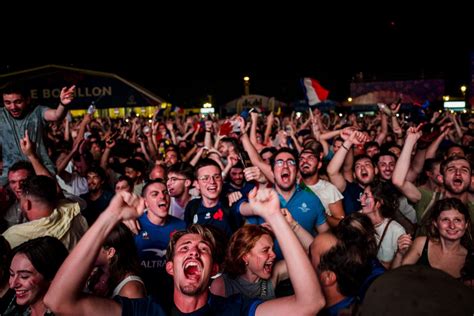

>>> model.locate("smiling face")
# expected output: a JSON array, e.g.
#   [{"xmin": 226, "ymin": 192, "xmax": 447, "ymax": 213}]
[
  {"xmin": 8, "ymin": 169, "xmax": 30, "ymax": 199},
  {"xmin": 434, "ymin": 209, "xmax": 468, "ymax": 242},
  {"xmin": 243, "ymin": 234, "xmax": 276, "ymax": 280},
  {"xmin": 299, "ymin": 151, "xmax": 319, "ymax": 178},
  {"xmin": 3, "ymin": 93, "xmax": 29, "ymax": 119},
  {"xmin": 9, "ymin": 253, "xmax": 49, "ymax": 307},
  {"xmin": 166, "ymin": 233, "xmax": 217, "ymax": 296},
  {"xmin": 377, "ymin": 155, "xmax": 396, "ymax": 181},
  {"xmin": 196, "ymin": 165, "xmax": 222, "ymax": 204}
]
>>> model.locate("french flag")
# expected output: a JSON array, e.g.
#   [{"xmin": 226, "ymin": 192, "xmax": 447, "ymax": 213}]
[{"xmin": 301, "ymin": 77, "xmax": 329, "ymax": 106}]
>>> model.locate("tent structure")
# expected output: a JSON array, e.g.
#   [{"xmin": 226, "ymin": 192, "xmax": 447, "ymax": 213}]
[{"xmin": 0, "ymin": 64, "xmax": 166, "ymax": 109}]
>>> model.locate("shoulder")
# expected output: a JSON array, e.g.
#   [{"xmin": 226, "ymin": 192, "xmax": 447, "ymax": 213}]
[
  {"xmin": 388, "ymin": 220, "xmax": 406, "ymax": 235},
  {"xmin": 114, "ymin": 296, "xmax": 166, "ymax": 316},
  {"xmin": 209, "ymin": 275, "xmax": 227, "ymax": 297}
]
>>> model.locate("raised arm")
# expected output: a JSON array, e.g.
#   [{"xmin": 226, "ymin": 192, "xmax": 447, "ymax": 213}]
[
  {"xmin": 392, "ymin": 126, "xmax": 423, "ymax": 203},
  {"xmin": 249, "ymin": 188, "xmax": 324, "ymax": 316},
  {"xmin": 44, "ymin": 192, "xmax": 145, "ymax": 316},
  {"xmin": 44, "ymin": 86, "xmax": 76, "ymax": 122},
  {"xmin": 327, "ymin": 129, "xmax": 359, "ymax": 192},
  {"xmin": 20, "ymin": 131, "xmax": 53, "ymax": 178}
]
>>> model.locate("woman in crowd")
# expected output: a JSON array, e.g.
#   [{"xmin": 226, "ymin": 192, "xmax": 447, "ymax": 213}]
[
  {"xmin": 210, "ymin": 224, "xmax": 287, "ymax": 300},
  {"xmin": 359, "ymin": 180, "xmax": 406, "ymax": 269},
  {"xmin": 0, "ymin": 236, "xmax": 13, "ymax": 314},
  {"xmin": 393, "ymin": 197, "xmax": 473, "ymax": 280},
  {"xmin": 5, "ymin": 236, "xmax": 68, "ymax": 316},
  {"xmin": 87, "ymin": 224, "xmax": 146, "ymax": 298}
]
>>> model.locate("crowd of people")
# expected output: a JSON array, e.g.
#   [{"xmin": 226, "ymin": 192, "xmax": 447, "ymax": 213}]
[{"xmin": 0, "ymin": 80, "xmax": 473, "ymax": 315}]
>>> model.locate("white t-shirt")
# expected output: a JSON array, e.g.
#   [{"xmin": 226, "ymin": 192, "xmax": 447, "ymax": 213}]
[
  {"xmin": 306, "ymin": 179, "xmax": 344, "ymax": 216},
  {"xmin": 375, "ymin": 218, "xmax": 406, "ymax": 263},
  {"xmin": 169, "ymin": 197, "xmax": 186, "ymax": 220}
]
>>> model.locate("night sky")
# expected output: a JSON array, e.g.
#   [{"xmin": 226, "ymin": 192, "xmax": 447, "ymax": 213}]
[{"xmin": 2, "ymin": 8, "xmax": 472, "ymax": 108}]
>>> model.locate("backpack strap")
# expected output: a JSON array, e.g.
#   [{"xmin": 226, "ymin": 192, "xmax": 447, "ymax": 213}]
[{"xmin": 377, "ymin": 219, "xmax": 394, "ymax": 253}]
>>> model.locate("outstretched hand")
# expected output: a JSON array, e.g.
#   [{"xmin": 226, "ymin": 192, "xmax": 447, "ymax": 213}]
[
  {"xmin": 20, "ymin": 130, "xmax": 35, "ymax": 157},
  {"xmin": 59, "ymin": 85, "xmax": 76, "ymax": 106}
]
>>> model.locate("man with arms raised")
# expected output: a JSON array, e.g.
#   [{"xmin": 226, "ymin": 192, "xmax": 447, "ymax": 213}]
[{"xmin": 44, "ymin": 187, "xmax": 324, "ymax": 315}]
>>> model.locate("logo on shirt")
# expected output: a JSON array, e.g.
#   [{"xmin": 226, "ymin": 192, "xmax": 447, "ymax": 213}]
[
  {"xmin": 205, "ymin": 212, "xmax": 211, "ymax": 219},
  {"xmin": 143, "ymin": 248, "xmax": 167, "ymax": 257},
  {"xmin": 213, "ymin": 209, "xmax": 224, "ymax": 221},
  {"xmin": 141, "ymin": 230, "xmax": 149, "ymax": 239},
  {"xmin": 298, "ymin": 202, "xmax": 310, "ymax": 213},
  {"xmin": 193, "ymin": 214, "xmax": 198, "ymax": 224}
]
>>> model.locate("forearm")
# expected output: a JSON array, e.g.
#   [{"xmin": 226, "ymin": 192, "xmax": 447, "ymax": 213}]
[
  {"xmin": 265, "ymin": 213, "xmax": 322, "ymax": 312},
  {"xmin": 45, "ymin": 208, "xmax": 120, "ymax": 311},
  {"xmin": 392, "ymin": 139, "xmax": 416, "ymax": 188},
  {"xmin": 27, "ymin": 153, "xmax": 53, "ymax": 178}
]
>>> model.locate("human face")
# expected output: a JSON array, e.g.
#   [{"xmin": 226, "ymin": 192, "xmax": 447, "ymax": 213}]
[
  {"xmin": 3, "ymin": 93, "xmax": 29, "ymax": 119},
  {"xmin": 86, "ymin": 172, "xmax": 104, "ymax": 192},
  {"xmin": 434, "ymin": 209, "xmax": 468, "ymax": 241},
  {"xmin": 354, "ymin": 158, "xmax": 376, "ymax": 185},
  {"xmin": 9, "ymin": 253, "xmax": 48, "ymax": 307},
  {"xmin": 377, "ymin": 155, "xmax": 396, "ymax": 181},
  {"xmin": 165, "ymin": 151, "xmax": 178, "ymax": 167},
  {"xmin": 443, "ymin": 159, "xmax": 471, "ymax": 195},
  {"xmin": 366, "ymin": 146, "xmax": 380, "ymax": 158},
  {"xmin": 115, "ymin": 180, "xmax": 131, "ymax": 193},
  {"xmin": 261, "ymin": 152, "xmax": 273, "ymax": 165},
  {"xmin": 244, "ymin": 235, "xmax": 275, "ymax": 280},
  {"xmin": 360, "ymin": 187, "xmax": 376, "ymax": 214},
  {"xmin": 299, "ymin": 152, "xmax": 319, "ymax": 178},
  {"xmin": 196, "ymin": 165, "xmax": 222, "ymax": 203},
  {"xmin": 167, "ymin": 172, "xmax": 188, "ymax": 197},
  {"xmin": 446, "ymin": 146, "xmax": 465, "ymax": 159},
  {"xmin": 166, "ymin": 234, "xmax": 215, "ymax": 296},
  {"xmin": 273, "ymin": 152, "xmax": 297, "ymax": 192},
  {"xmin": 8, "ymin": 169, "xmax": 30, "ymax": 199},
  {"xmin": 229, "ymin": 167, "xmax": 244, "ymax": 187},
  {"xmin": 144, "ymin": 182, "xmax": 170, "ymax": 222},
  {"xmin": 333, "ymin": 140, "xmax": 343, "ymax": 153},
  {"xmin": 124, "ymin": 167, "xmax": 140, "ymax": 182},
  {"xmin": 150, "ymin": 165, "xmax": 166, "ymax": 181},
  {"xmin": 218, "ymin": 142, "xmax": 234, "ymax": 158}
]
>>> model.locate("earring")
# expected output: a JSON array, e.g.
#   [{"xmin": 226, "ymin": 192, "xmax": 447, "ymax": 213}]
[{"xmin": 244, "ymin": 261, "xmax": 249, "ymax": 266}]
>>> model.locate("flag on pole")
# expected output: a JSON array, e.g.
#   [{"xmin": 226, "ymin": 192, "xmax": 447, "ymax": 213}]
[{"xmin": 301, "ymin": 77, "xmax": 329, "ymax": 106}]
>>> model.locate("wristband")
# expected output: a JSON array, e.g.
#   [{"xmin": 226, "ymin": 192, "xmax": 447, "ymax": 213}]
[{"xmin": 341, "ymin": 143, "xmax": 350, "ymax": 151}]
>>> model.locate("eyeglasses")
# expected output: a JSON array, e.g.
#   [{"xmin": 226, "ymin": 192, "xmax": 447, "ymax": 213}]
[
  {"xmin": 274, "ymin": 159, "xmax": 296, "ymax": 167},
  {"xmin": 167, "ymin": 177, "xmax": 187, "ymax": 183},
  {"xmin": 197, "ymin": 174, "xmax": 222, "ymax": 183}
]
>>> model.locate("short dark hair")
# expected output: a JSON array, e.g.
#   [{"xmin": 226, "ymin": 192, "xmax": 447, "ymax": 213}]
[
  {"xmin": 168, "ymin": 162, "xmax": 194, "ymax": 181},
  {"xmin": 353, "ymin": 154, "xmax": 374, "ymax": 169},
  {"xmin": 21, "ymin": 175, "xmax": 58, "ymax": 207},
  {"xmin": 270, "ymin": 147, "xmax": 299, "ymax": 170},
  {"xmin": 86, "ymin": 166, "xmax": 107, "ymax": 182},
  {"xmin": 8, "ymin": 161, "xmax": 34, "ymax": 175},
  {"xmin": 11, "ymin": 236, "xmax": 68, "ymax": 281},
  {"xmin": 372, "ymin": 150, "xmax": 397, "ymax": 165},
  {"xmin": 318, "ymin": 243, "xmax": 372, "ymax": 297},
  {"xmin": 2, "ymin": 81, "xmax": 30, "ymax": 98},
  {"xmin": 141, "ymin": 178, "xmax": 167, "ymax": 197},
  {"xmin": 194, "ymin": 158, "xmax": 222, "ymax": 178},
  {"xmin": 440, "ymin": 156, "xmax": 471, "ymax": 175}
]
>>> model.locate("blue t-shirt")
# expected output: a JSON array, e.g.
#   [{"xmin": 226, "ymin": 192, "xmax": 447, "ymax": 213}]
[
  {"xmin": 184, "ymin": 199, "xmax": 240, "ymax": 237},
  {"xmin": 115, "ymin": 293, "xmax": 262, "ymax": 316},
  {"xmin": 134, "ymin": 213, "xmax": 186, "ymax": 305},
  {"xmin": 243, "ymin": 185, "xmax": 326, "ymax": 259}
]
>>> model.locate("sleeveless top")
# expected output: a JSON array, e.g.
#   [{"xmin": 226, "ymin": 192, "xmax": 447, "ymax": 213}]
[
  {"xmin": 417, "ymin": 238, "xmax": 432, "ymax": 268},
  {"xmin": 111, "ymin": 275, "xmax": 145, "ymax": 297},
  {"xmin": 222, "ymin": 273, "xmax": 275, "ymax": 300}
]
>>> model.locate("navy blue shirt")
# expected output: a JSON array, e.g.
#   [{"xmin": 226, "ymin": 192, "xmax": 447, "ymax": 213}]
[
  {"xmin": 342, "ymin": 181, "xmax": 363, "ymax": 216},
  {"xmin": 115, "ymin": 293, "xmax": 262, "ymax": 316}
]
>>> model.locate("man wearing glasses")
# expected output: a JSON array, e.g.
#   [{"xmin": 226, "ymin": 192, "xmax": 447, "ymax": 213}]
[
  {"xmin": 239, "ymin": 148, "xmax": 329, "ymax": 259},
  {"xmin": 184, "ymin": 158, "xmax": 242, "ymax": 237},
  {"xmin": 167, "ymin": 162, "xmax": 194, "ymax": 220}
]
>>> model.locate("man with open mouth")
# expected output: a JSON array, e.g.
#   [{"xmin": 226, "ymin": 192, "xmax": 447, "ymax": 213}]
[{"xmin": 44, "ymin": 187, "xmax": 325, "ymax": 315}]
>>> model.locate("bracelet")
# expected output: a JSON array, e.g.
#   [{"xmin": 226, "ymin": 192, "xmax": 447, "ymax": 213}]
[
  {"xmin": 341, "ymin": 143, "xmax": 350, "ymax": 151},
  {"xmin": 291, "ymin": 222, "xmax": 299, "ymax": 231}
]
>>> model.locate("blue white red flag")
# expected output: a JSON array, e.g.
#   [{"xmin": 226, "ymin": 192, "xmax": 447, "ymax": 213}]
[{"xmin": 301, "ymin": 77, "xmax": 329, "ymax": 106}]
